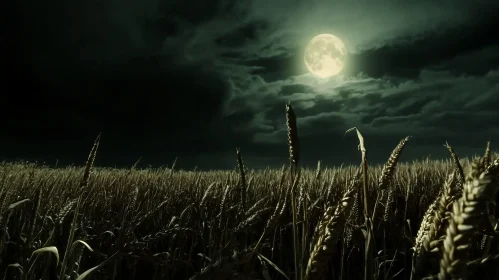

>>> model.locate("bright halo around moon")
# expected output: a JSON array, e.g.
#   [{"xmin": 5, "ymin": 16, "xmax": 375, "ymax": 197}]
[{"xmin": 304, "ymin": 34, "xmax": 347, "ymax": 78}]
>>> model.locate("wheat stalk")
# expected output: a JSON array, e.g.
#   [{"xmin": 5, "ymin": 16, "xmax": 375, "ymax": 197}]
[
  {"xmin": 286, "ymin": 102, "xmax": 300, "ymax": 173},
  {"xmin": 305, "ymin": 187, "xmax": 355, "ymax": 280},
  {"xmin": 412, "ymin": 195, "xmax": 439, "ymax": 277},
  {"xmin": 483, "ymin": 140, "xmax": 491, "ymax": 168},
  {"xmin": 438, "ymin": 161, "xmax": 499, "ymax": 280},
  {"xmin": 411, "ymin": 173, "xmax": 457, "ymax": 279},
  {"xmin": 378, "ymin": 136, "xmax": 410, "ymax": 190},
  {"xmin": 444, "ymin": 142, "xmax": 465, "ymax": 187},
  {"xmin": 236, "ymin": 148, "xmax": 247, "ymax": 215}
]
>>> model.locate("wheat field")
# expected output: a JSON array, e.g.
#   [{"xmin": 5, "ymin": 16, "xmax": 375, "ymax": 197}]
[{"xmin": 1, "ymin": 104, "xmax": 498, "ymax": 280}]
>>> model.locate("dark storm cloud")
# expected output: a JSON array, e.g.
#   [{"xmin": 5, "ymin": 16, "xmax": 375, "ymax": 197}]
[
  {"xmin": 298, "ymin": 113, "xmax": 348, "ymax": 136},
  {"xmin": 278, "ymin": 84, "xmax": 315, "ymax": 96},
  {"xmin": 214, "ymin": 20, "xmax": 269, "ymax": 49},
  {"xmin": 358, "ymin": 70, "xmax": 499, "ymax": 142},
  {"xmin": 344, "ymin": 7, "xmax": 499, "ymax": 79}
]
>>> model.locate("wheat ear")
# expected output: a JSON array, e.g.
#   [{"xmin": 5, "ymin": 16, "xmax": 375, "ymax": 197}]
[
  {"xmin": 411, "ymin": 173, "xmax": 457, "ymax": 279},
  {"xmin": 438, "ymin": 161, "xmax": 498, "ymax": 280},
  {"xmin": 444, "ymin": 142, "xmax": 465, "ymax": 187},
  {"xmin": 483, "ymin": 140, "xmax": 491, "ymax": 167},
  {"xmin": 378, "ymin": 136, "xmax": 410, "ymax": 190},
  {"xmin": 286, "ymin": 102, "xmax": 300, "ymax": 173},
  {"xmin": 305, "ymin": 187, "xmax": 355, "ymax": 280},
  {"xmin": 236, "ymin": 148, "xmax": 247, "ymax": 214}
]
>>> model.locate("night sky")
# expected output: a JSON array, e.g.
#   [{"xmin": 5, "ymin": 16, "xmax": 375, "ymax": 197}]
[{"xmin": 2, "ymin": 0, "xmax": 499, "ymax": 170}]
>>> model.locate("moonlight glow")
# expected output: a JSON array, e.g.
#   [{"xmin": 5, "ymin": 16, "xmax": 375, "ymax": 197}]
[{"xmin": 304, "ymin": 34, "xmax": 347, "ymax": 78}]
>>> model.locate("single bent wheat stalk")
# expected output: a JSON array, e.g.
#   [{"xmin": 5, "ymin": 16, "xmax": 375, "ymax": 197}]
[
  {"xmin": 305, "ymin": 187, "xmax": 355, "ymax": 280},
  {"xmin": 345, "ymin": 127, "xmax": 373, "ymax": 280},
  {"xmin": 438, "ymin": 160, "xmax": 499, "ymax": 280}
]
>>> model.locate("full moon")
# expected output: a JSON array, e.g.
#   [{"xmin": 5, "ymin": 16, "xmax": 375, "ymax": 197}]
[{"xmin": 304, "ymin": 34, "xmax": 347, "ymax": 78}]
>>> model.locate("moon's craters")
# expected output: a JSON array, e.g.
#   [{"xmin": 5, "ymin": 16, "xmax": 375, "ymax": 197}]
[{"xmin": 304, "ymin": 34, "xmax": 346, "ymax": 78}]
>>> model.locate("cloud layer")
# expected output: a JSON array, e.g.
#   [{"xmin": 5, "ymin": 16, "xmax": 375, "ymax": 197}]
[{"xmin": 4, "ymin": 0, "xmax": 499, "ymax": 169}]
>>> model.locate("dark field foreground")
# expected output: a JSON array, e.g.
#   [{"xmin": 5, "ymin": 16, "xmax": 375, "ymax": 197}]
[{"xmin": 0, "ymin": 153, "xmax": 498, "ymax": 280}]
